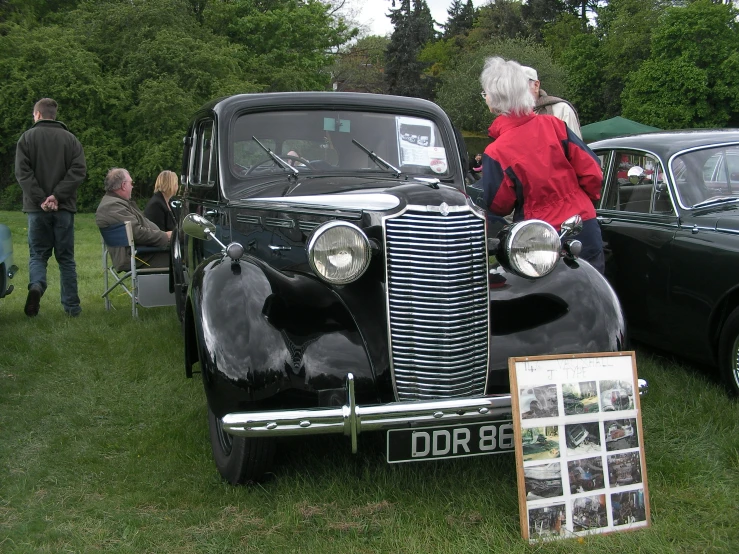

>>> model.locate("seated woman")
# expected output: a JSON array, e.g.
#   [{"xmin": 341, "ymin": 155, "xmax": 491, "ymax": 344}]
[{"xmin": 144, "ymin": 170, "xmax": 178, "ymax": 232}]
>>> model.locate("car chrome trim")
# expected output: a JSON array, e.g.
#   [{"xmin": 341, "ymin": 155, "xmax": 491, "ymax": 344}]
[
  {"xmin": 221, "ymin": 374, "xmax": 511, "ymax": 453},
  {"xmin": 715, "ymin": 226, "xmax": 739, "ymax": 235},
  {"xmin": 240, "ymin": 193, "xmax": 401, "ymax": 211},
  {"xmin": 383, "ymin": 204, "xmax": 489, "ymax": 401}
]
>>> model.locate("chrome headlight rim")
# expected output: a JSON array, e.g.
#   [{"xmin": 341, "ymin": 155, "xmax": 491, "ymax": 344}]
[
  {"xmin": 504, "ymin": 219, "xmax": 561, "ymax": 279},
  {"xmin": 307, "ymin": 220, "xmax": 371, "ymax": 285}
]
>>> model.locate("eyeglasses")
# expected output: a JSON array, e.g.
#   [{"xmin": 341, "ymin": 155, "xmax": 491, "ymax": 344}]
[{"xmin": 480, "ymin": 91, "xmax": 487, "ymax": 99}]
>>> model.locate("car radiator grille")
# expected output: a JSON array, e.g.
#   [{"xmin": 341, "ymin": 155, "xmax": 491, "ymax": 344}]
[{"xmin": 384, "ymin": 209, "xmax": 489, "ymax": 401}]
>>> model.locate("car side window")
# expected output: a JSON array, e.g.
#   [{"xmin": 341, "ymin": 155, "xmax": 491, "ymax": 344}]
[
  {"xmin": 602, "ymin": 151, "xmax": 672, "ymax": 214},
  {"xmin": 191, "ymin": 120, "xmax": 215, "ymax": 187}
]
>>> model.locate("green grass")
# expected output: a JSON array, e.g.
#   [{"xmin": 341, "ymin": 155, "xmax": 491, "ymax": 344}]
[{"xmin": 1, "ymin": 210, "xmax": 738, "ymax": 553}]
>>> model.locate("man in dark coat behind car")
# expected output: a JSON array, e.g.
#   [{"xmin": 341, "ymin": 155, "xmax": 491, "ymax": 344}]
[{"xmin": 15, "ymin": 98, "xmax": 86, "ymax": 317}]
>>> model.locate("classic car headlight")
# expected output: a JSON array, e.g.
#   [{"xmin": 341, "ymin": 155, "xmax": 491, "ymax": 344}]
[
  {"xmin": 308, "ymin": 221, "xmax": 371, "ymax": 284},
  {"xmin": 504, "ymin": 220, "xmax": 561, "ymax": 278}
]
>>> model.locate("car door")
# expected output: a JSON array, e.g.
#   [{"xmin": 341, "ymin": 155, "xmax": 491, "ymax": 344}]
[
  {"xmin": 595, "ymin": 148, "xmax": 678, "ymax": 348},
  {"xmin": 181, "ymin": 117, "xmax": 225, "ymax": 279}
]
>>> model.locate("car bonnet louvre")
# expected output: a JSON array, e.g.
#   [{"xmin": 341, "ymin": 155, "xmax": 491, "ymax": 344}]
[{"xmin": 384, "ymin": 208, "xmax": 489, "ymax": 401}]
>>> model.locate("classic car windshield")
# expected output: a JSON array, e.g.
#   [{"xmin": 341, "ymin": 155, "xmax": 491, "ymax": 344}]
[
  {"xmin": 671, "ymin": 144, "xmax": 739, "ymax": 208},
  {"xmin": 230, "ymin": 109, "xmax": 452, "ymax": 180}
]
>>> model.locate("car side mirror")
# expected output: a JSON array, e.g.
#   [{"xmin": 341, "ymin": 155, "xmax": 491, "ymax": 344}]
[
  {"xmin": 628, "ymin": 166, "xmax": 645, "ymax": 185},
  {"xmin": 559, "ymin": 214, "xmax": 583, "ymax": 238},
  {"xmin": 183, "ymin": 213, "xmax": 216, "ymax": 241}
]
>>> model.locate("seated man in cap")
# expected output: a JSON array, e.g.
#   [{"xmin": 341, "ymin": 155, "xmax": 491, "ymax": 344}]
[
  {"xmin": 95, "ymin": 167, "xmax": 171, "ymax": 271},
  {"xmin": 521, "ymin": 65, "xmax": 582, "ymax": 139}
]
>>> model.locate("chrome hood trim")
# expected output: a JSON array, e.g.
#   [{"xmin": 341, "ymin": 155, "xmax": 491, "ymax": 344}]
[{"xmin": 239, "ymin": 193, "xmax": 401, "ymax": 211}]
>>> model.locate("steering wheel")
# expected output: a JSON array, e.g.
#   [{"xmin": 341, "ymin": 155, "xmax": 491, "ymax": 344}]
[{"xmin": 246, "ymin": 155, "xmax": 314, "ymax": 175}]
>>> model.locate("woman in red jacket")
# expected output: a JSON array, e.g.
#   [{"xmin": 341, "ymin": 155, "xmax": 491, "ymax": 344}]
[{"xmin": 479, "ymin": 56, "xmax": 605, "ymax": 273}]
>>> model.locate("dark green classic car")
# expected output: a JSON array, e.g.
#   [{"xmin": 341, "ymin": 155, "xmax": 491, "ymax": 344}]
[{"xmin": 591, "ymin": 129, "xmax": 739, "ymax": 396}]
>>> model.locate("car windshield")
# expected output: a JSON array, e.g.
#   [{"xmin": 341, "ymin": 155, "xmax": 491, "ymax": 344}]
[
  {"xmin": 671, "ymin": 144, "xmax": 739, "ymax": 208},
  {"xmin": 230, "ymin": 109, "xmax": 452, "ymax": 181}
]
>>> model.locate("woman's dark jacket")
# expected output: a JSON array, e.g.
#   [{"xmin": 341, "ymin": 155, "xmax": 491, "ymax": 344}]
[{"xmin": 144, "ymin": 191, "xmax": 175, "ymax": 232}]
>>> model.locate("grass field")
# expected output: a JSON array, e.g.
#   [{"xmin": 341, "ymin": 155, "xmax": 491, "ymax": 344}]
[{"xmin": 1, "ymin": 210, "xmax": 737, "ymax": 553}]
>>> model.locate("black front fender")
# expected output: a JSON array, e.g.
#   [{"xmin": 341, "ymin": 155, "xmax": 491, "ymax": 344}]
[{"xmin": 188, "ymin": 255, "xmax": 374, "ymax": 417}]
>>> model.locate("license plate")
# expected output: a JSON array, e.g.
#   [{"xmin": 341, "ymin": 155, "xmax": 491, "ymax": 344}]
[{"xmin": 386, "ymin": 420, "xmax": 515, "ymax": 463}]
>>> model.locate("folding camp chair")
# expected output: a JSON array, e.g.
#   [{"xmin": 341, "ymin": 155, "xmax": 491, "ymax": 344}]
[{"xmin": 100, "ymin": 221, "xmax": 174, "ymax": 317}]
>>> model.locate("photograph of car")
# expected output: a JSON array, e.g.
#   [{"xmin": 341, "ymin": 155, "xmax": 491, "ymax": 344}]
[
  {"xmin": 173, "ymin": 92, "xmax": 627, "ymax": 484},
  {"xmin": 522, "ymin": 426, "xmax": 560, "ymax": 462},
  {"xmin": 607, "ymin": 452, "xmax": 643, "ymax": 487},
  {"xmin": 603, "ymin": 418, "xmax": 638, "ymax": 451},
  {"xmin": 562, "ymin": 381, "xmax": 599, "ymax": 415},
  {"xmin": 524, "ymin": 462, "xmax": 563, "ymax": 499},
  {"xmin": 599, "ymin": 380, "xmax": 634, "ymax": 412},
  {"xmin": 571, "ymin": 495, "xmax": 607, "ymax": 532},
  {"xmin": 568, "ymin": 457, "xmax": 605, "ymax": 494},
  {"xmin": 528, "ymin": 504, "xmax": 566, "ymax": 540},
  {"xmin": 565, "ymin": 422, "xmax": 601, "ymax": 454},
  {"xmin": 611, "ymin": 490, "xmax": 647, "ymax": 526},
  {"xmin": 519, "ymin": 384, "xmax": 559, "ymax": 419},
  {"xmin": 591, "ymin": 130, "xmax": 739, "ymax": 396}
]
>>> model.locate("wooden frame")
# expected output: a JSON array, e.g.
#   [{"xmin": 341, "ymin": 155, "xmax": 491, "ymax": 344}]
[{"xmin": 509, "ymin": 351, "xmax": 650, "ymax": 542}]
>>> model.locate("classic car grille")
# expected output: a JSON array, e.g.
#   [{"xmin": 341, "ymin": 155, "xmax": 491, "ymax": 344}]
[{"xmin": 385, "ymin": 209, "xmax": 489, "ymax": 401}]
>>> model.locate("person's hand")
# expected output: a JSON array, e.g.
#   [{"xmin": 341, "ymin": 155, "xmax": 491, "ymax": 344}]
[
  {"xmin": 41, "ymin": 195, "xmax": 58, "ymax": 212},
  {"xmin": 166, "ymin": 230, "xmax": 173, "ymax": 240}
]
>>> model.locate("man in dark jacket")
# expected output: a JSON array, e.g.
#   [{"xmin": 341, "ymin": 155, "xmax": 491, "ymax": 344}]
[
  {"xmin": 95, "ymin": 168, "xmax": 171, "ymax": 272},
  {"xmin": 15, "ymin": 98, "xmax": 86, "ymax": 317}
]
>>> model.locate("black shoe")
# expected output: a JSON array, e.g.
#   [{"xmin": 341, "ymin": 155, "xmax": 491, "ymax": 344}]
[{"xmin": 24, "ymin": 285, "xmax": 43, "ymax": 317}]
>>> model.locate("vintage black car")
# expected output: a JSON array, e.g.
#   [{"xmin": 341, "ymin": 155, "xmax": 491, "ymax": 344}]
[
  {"xmin": 173, "ymin": 92, "xmax": 626, "ymax": 484},
  {"xmin": 590, "ymin": 130, "xmax": 739, "ymax": 396}
]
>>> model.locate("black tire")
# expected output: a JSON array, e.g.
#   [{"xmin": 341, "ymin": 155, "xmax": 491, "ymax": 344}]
[
  {"xmin": 207, "ymin": 404, "xmax": 276, "ymax": 485},
  {"xmin": 718, "ymin": 307, "xmax": 739, "ymax": 396}
]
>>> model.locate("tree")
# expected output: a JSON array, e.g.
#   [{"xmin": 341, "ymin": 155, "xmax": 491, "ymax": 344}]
[
  {"xmin": 330, "ymin": 35, "xmax": 390, "ymax": 93},
  {"xmin": 443, "ymin": 0, "xmax": 475, "ymax": 38},
  {"xmin": 385, "ymin": 0, "xmax": 436, "ymax": 98},
  {"xmin": 621, "ymin": 0, "xmax": 739, "ymax": 128},
  {"xmin": 467, "ymin": 0, "xmax": 528, "ymax": 45},
  {"xmin": 204, "ymin": 0, "xmax": 357, "ymax": 91},
  {"xmin": 521, "ymin": 0, "xmax": 567, "ymax": 42},
  {"xmin": 0, "ymin": 0, "xmax": 359, "ymax": 209}
]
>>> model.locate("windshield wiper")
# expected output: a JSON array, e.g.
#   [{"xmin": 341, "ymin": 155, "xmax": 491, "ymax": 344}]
[
  {"xmin": 251, "ymin": 136, "xmax": 299, "ymax": 179},
  {"xmin": 691, "ymin": 195, "xmax": 739, "ymax": 209},
  {"xmin": 351, "ymin": 139, "xmax": 402, "ymax": 177}
]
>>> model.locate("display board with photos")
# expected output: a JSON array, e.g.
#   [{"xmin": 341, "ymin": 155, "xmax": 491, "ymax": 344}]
[{"xmin": 508, "ymin": 351, "xmax": 650, "ymax": 542}]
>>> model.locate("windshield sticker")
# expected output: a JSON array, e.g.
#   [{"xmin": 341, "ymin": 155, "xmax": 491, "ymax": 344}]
[
  {"xmin": 396, "ymin": 116, "xmax": 438, "ymax": 168},
  {"xmin": 323, "ymin": 117, "xmax": 351, "ymax": 132},
  {"xmin": 429, "ymin": 147, "xmax": 448, "ymax": 173}
]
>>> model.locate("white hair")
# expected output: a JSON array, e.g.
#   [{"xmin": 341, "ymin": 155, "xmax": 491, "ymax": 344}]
[{"xmin": 480, "ymin": 57, "xmax": 535, "ymax": 116}]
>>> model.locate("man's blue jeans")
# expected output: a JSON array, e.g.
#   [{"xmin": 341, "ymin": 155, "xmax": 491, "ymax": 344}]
[{"xmin": 27, "ymin": 210, "xmax": 81, "ymax": 314}]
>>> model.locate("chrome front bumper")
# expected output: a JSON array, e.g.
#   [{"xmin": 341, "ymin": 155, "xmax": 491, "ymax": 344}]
[
  {"xmin": 222, "ymin": 373, "xmax": 513, "ymax": 453},
  {"xmin": 221, "ymin": 375, "xmax": 650, "ymax": 454}
]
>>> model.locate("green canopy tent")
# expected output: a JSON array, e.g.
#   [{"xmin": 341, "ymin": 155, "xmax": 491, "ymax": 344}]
[{"xmin": 581, "ymin": 116, "xmax": 661, "ymax": 143}]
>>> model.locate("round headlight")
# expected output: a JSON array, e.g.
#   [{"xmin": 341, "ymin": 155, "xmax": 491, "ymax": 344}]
[
  {"xmin": 308, "ymin": 221, "xmax": 371, "ymax": 284},
  {"xmin": 505, "ymin": 220, "xmax": 561, "ymax": 278}
]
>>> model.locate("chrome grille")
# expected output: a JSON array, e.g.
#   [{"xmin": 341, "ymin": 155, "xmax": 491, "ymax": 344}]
[{"xmin": 385, "ymin": 208, "xmax": 489, "ymax": 400}]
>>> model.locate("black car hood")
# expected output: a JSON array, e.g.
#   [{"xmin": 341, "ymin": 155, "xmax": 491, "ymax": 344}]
[{"xmin": 229, "ymin": 175, "xmax": 471, "ymax": 213}]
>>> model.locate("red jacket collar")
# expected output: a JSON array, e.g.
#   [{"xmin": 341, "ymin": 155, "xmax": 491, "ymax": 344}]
[{"xmin": 487, "ymin": 112, "xmax": 536, "ymax": 139}]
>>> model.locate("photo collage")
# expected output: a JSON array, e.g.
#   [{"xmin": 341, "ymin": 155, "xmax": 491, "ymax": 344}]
[{"xmin": 509, "ymin": 353, "xmax": 649, "ymax": 542}]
